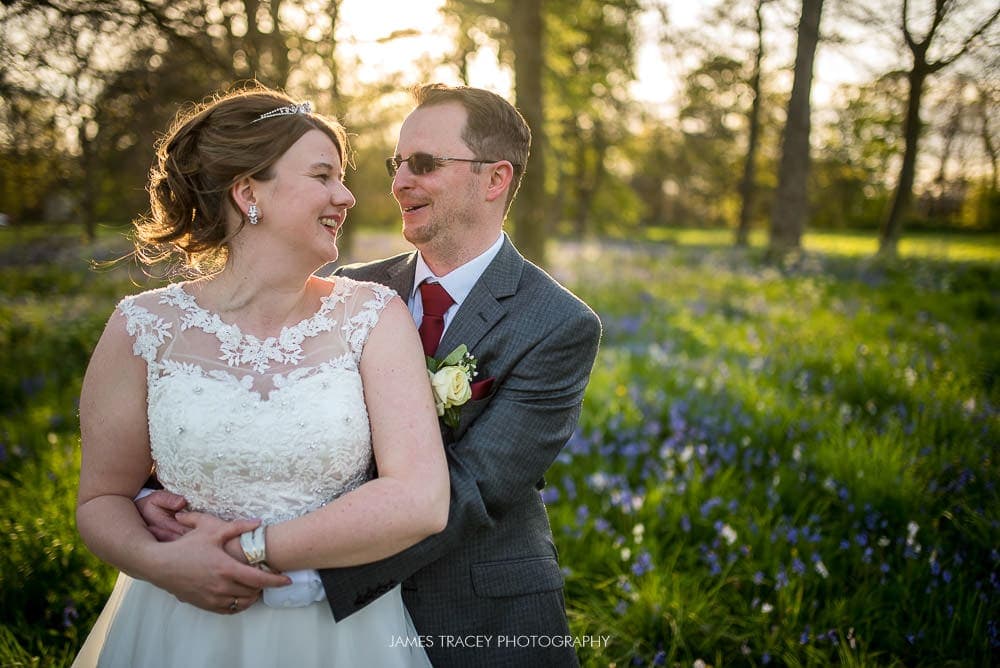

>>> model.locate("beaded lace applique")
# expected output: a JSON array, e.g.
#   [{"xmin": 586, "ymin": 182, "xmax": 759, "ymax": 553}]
[{"xmin": 116, "ymin": 278, "xmax": 396, "ymax": 523}]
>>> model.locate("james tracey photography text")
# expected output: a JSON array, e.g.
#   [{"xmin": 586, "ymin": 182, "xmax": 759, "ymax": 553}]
[{"xmin": 388, "ymin": 635, "xmax": 613, "ymax": 649}]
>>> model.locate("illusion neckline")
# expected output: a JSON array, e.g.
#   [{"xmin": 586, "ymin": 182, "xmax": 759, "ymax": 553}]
[{"xmin": 171, "ymin": 279, "xmax": 342, "ymax": 341}]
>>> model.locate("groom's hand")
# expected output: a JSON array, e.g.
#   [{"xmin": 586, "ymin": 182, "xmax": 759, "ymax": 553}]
[
  {"xmin": 151, "ymin": 512, "xmax": 291, "ymax": 614},
  {"xmin": 136, "ymin": 490, "xmax": 189, "ymax": 541}
]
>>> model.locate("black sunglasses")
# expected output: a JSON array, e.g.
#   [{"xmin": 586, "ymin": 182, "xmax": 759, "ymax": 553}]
[{"xmin": 385, "ymin": 153, "xmax": 505, "ymax": 177}]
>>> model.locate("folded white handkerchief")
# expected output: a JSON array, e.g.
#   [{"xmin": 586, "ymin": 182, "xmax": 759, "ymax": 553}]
[{"xmin": 262, "ymin": 569, "xmax": 326, "ymax": 608}]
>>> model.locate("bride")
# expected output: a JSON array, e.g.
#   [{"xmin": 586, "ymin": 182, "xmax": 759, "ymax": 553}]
[{"xmin": 73, "ymin": 85, "xmax": 447, "ymax": 667}]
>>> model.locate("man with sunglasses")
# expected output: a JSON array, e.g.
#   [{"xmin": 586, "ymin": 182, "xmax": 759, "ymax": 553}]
[
  {"xmin": 325, "ymin": 84, "xmax": 602, "ymax": 666},
  {"xmin": 139, "ymin": 84, "xmax": 601, "ymax": 666}
]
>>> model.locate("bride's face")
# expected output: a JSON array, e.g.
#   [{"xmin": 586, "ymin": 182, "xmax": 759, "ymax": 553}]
[{"xmin": 251, "ymin": 129, "xmax": 355, "ymax": 268}]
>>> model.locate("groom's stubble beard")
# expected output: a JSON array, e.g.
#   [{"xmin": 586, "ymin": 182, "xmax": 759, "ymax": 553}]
[{"xmin": 401, "ymin": 183, "xmax": 479, "ymax": 254}]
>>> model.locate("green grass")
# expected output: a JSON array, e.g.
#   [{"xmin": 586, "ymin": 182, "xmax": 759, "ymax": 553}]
[
  {"xmin": 623, "ymin": 226, "xmax": 1000, "ymax": 263},
  {"xmin": 1, "ymin": 225, "xmax": 997, "ymax": 666}
]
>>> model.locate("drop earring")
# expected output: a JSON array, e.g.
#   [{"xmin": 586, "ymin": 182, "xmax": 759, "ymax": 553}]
[{"xmin": 248, "ymin": 203, "xmax": 260, "ymax": 225}]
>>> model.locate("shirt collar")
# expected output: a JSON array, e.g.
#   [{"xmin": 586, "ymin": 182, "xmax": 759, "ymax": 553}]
[{"xmin": 413, "ymin": 233, "xmax": 504, "ymax": 307}]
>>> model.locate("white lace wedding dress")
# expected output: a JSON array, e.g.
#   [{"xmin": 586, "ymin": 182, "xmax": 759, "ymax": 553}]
[{"xmin": 73, "ymin": 277, "xmax": 431, "ymax": 667}]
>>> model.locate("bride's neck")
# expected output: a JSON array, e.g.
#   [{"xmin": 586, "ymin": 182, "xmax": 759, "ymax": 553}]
[{"xmin": 195, "ymin": 263, "xmax": 318, "ymax": 334}]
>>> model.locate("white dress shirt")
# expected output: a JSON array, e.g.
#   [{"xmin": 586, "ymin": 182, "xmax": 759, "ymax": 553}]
[{"xmin": 409, "ymin": 233, "xmax": 505, "ymax": 332}]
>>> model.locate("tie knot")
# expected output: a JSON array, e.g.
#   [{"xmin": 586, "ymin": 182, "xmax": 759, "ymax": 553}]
[{"xmin": 419, "ymin": 281, "xmax": 454, "ymax": 317}]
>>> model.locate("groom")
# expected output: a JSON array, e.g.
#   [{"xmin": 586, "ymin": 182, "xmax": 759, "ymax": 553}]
[{"xmin": 143, "ymin": 84, "xmax": 602, "ymax": 666}]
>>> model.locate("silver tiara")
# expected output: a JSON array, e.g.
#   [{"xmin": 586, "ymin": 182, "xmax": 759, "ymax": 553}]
[{"xmin": 251, "ymin": 102, "xmax": 313, "ymax": 124}]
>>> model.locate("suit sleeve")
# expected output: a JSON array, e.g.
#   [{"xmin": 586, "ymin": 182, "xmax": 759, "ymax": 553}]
[{"xmin": 320, "ymin": 300, "xmax": 602, "ymax": 620}]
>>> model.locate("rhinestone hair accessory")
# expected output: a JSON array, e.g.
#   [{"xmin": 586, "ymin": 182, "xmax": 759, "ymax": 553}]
[{"xmin": 251, "ymin": 101, "xmax": 313, "ymax": 124}]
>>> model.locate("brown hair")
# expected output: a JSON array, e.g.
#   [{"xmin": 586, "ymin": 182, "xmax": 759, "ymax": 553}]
[
  {"xmin": 135, "ymin": 82, "xmax": 348, "ymax": 274},
  {"xmin": 412, "ymin": 83, "xmax": 530, "ymax": 212}
]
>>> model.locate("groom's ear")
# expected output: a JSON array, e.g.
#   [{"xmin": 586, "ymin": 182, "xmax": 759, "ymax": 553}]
[{"xmin": 483, "ymin": 161, "xmax": 514, "ymax": 204}]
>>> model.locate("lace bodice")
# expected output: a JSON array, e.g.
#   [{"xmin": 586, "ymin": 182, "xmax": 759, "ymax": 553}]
[{"xmin": 118, "ymin": 278, "xmax": 396, "ymax": 524}]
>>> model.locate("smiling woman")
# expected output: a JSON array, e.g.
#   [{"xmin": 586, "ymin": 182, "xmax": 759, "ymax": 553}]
[{"xmin": 70, "ymin": 83, "xmax": 447, "ymax": 667}]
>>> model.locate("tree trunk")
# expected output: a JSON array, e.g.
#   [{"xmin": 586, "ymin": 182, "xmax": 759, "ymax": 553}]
[
  {"xmin": 243, "ymin": 0, "xmax": 263, "ymax": 77},
  {"xmin": 78, "ymin": 126, "xmax": 98, "ymax": 242},
  {"xmin": 877, "ymin": 0, "xmax": 999, "ymax": 253},
  {"xmin": 736, "ymin": 0, "xmax": 765, "ymax": 247},
  {"xmin": 509, "ymin": 0, "xmax": 547, "ymax": 267},
  {"xmin": 269, "ymin": 0, "xmax": 290, "ymax": 86},
  {"xmin": 879, "ymin": 66, "xmax": 928, "ymax": 255},
  {"xmin": 768, "ymin": 0, "xmax": 823, "ymax": 257}
]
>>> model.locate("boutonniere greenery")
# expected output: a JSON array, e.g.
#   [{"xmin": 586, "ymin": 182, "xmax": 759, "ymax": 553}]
[{"xmin": 426, "ymin": 344, "xmax": 478, "ymax": 428}]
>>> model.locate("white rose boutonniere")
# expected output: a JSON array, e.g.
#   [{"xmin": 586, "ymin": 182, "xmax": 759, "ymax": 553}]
[{"xmin": 426, "ymin": 344, "xmax": 478, "ymax": 428}]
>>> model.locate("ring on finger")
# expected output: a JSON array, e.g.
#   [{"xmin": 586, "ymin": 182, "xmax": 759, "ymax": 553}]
[{"xmin": 229, "ymin": 597, "xmax": 239, "ymax": 612}]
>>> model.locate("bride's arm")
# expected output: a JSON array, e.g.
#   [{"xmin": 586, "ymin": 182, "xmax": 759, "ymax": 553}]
[
  {"xmin": 76, "ymin": 310, "xmax": 289, "ymax": 610},
  {"xmin": 258, "ymin": 296, "xmax": 450, "ymax": 571},
  {"xmin": 77, "ymin": 310, "xmax": 166, "ymax": 569}
]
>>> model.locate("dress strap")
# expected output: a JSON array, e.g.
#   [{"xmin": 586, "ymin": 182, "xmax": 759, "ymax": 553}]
[
  {"xmin": 117, "ymin": 296, "xmax": 174, "ymax": 365},
  {"xmin": 341, "ymin": 282, "xmax": 397, "ymax": 360}
]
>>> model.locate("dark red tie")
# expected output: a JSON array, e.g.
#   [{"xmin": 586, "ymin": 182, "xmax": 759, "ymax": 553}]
[{"xmin": 418, "ymin": 281, "xmax": 454, "ymax": 357}]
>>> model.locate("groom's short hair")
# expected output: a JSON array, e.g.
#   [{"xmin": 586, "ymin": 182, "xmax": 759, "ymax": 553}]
[{"xmin": 413, "ymin": 83, "xmax": 530, "ymax": 211}]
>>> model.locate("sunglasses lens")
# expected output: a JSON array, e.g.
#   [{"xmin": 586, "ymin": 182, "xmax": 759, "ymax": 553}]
[
  {"xmin": 411, "ymin": 154, "xmax": 437, "ymax": 175},
  {"xmin": 386, "ymin": 154, "xmax": 440, "ymax": 177}
]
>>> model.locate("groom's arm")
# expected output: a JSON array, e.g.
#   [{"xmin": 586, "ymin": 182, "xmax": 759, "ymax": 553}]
[{"xmin": 320, "ymin": 298, "xmax": 601, "ymax": 620}]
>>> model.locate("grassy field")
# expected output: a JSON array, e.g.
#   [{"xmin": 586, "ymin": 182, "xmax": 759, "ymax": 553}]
[{"xmin": 1, "ymin": 225, "xmax": 997, "ymax": 666}]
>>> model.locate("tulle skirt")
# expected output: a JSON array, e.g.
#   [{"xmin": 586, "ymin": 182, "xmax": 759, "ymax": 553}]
[{"xmin": 73, "ymin": 573, "xmax": 431, "ymax": 667}]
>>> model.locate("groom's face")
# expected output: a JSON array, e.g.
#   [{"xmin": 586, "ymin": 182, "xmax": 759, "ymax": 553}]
[{"xmin": 391, "ymin": 102, "xmax": 486, "ymax": 250}]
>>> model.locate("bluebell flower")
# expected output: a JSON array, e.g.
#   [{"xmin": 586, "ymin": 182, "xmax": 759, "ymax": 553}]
[
  {"xmin": 62, "ymin": 603, "xmax": 78, "ymax": 629},
  {"xmin": 705, "ymin": 551, "xmax": 721, "ymax": 576},
  {"xmin": 753, "ymin": 571, "xmax": 765, "ymax": 585},
  {"xmin": 987, "ymin": 619, "xmax": 999, "ymax": 647},
  {"xmin": 792, "ymin": 558, "xmax": 806, "ymax": 576},
  {"xmin": 700, "ymin": 497, "xmax": 722, "ymax": 517},
  {"xmin": 632, "ymin": 551, "xmax": 653, "ymax": 577},
  {"xmin": 540, "ymin": 487, "xmax": 560, "ymax": 504},
  {"xmin": 561, "ymin": 475, "xmax": 576, "ymax": 500}
]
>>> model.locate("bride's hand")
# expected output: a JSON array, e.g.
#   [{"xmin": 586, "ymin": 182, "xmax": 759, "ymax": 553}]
[{"xmin": 149, "ymin": 512, "xmax": 291, "ymax": 614}]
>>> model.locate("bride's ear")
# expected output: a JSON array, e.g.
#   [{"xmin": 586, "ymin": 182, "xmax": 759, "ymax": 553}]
[{"xmin": 231, "ymin": 178, "xmax": 256, "ymax": 215}]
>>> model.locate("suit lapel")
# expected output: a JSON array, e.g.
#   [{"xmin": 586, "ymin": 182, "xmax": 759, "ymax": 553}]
[{"xmin": 437, "ymin": 237, "xmax": 523, "ymax": 356}]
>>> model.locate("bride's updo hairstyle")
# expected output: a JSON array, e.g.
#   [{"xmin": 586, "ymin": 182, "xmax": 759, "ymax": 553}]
[{"xmin": 135, "ymin": 83, "xmax": 348, "ymax": 275}]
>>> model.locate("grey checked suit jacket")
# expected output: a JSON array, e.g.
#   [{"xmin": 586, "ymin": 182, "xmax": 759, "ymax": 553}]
[{"xmin": 322, "ymin": 236, "xmax": 601, "ymax": 667}]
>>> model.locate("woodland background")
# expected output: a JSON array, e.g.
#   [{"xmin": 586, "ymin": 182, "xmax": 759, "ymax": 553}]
[
  {"xmin": 1, "ymin": 0, "xmax": 999, "ymax": 262},
  {"xmin": 1, "ymin": 1, "xmax": 998, "ymax": 666}
]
